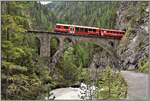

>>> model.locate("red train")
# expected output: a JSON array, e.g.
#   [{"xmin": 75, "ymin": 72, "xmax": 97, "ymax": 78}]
[{"xmin": 54, "ymin": 23, "xmax": 125, "ymax": 39}]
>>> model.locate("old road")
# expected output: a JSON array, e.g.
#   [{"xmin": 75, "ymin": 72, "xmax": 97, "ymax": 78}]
[{"xmin": 121, "ymin": 71, "xmax": 149, "ymax": 99}]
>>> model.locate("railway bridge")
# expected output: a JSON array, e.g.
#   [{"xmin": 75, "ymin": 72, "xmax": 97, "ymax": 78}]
[{"xmin": 27, "ymin": 30, "xmax": 122, "ymax": 69}]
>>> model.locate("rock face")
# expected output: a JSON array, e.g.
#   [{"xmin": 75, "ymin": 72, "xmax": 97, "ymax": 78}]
[
  {"xmin": 88, "ymin": 1, "xmax": 149, "ymax": 71},
  {"xmin": 116, "ymin": 1, "xmax": 149, "ymax": 70},
  {"xmin": 89, "ymin": 47, "xmax": 120, "ymax": 80},
  {"xmin": 90, "ymin": 49, "xmax": 115, "ymax": 69},
  {"xmin": 89, "ymin": 50, "xmax": 111, "ymax": 80}
]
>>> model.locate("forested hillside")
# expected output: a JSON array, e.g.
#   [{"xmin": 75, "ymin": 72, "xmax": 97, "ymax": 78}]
[
  {"xmin": 1, "ymin": 2, "xmax": 55, "ymax": 99},
  {"xmin": 46, "ymin": 1, "xmax": 119, "ymax": 30},
  {"xmin": 1, "ymin": 1, "xmax": 149, "ymax": 100}
]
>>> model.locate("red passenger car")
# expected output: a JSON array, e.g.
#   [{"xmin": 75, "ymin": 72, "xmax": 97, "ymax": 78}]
[
  {"xmin": 54, "ymin": 23, "xmax": 99, "ymax": 35},
  {"xmin": 54, "ymin": 23, "xmax": 125, "ymax": 39},
  {"xmin": 100, "ymin": 28, "xmax": 125, "ymax": 39}
]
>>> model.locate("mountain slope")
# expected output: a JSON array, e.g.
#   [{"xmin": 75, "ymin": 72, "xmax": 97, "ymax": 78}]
[
  {"xmin": 116, "ymin": 1, "xmax": 149, "ymax": 72},
  {"xmin": 46, "ymin": 1, "xmax": 120, "ymax": 30}
]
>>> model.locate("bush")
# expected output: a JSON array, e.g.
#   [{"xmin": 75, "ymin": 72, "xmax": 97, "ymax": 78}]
[
  {"xmin": 138, "ymin": 58, "xmax": 149, "ymax": 73},
  {"xmin": 95, "ymin": 67, "xmax": 127, "ymax": 99}
]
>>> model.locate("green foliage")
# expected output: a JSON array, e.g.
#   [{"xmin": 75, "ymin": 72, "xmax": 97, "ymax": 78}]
[
  {"xmin": 95, "ymin": 67, "xmax": 127, "ymax": 99},
  {"xmin": 50, "ymin": 37, "xmax": 59, "ymax": 55},
  {"xmin": 57, "ymin": 47, "xmax": 80, "ymax": 85},
  {"xmin": 73, "ymin": 42, "xmax": 94, "ymax": 67},
  {"xmin": 1, "ymin": 2, "xmax": 54, "ymax": 100},
  {"xmin": 50, "ymin": 1, "xmax": 119, "ymax": 29},
  {"xmin": 77, "ymin": 66, "xmax": 91, "ymax": 84},
  {"xmin": 138, "ymin": 61, "xmax": 148, "ymax": 73},
  {"xmin": 55, "ymin": 42, "xmax": 94, "ymax": 86},
  {"xmin": 138, "ymin": 57, "xmax": 149, "ymax": 73}
]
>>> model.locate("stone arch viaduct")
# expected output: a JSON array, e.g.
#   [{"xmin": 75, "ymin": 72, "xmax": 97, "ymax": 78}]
[{"xmin": 27, "ymin": 31, "xmax": 122, "ymax": 69}]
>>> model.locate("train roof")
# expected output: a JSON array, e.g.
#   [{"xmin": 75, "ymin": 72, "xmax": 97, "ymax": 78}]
[
  {"xmin": 101, "ymin": 28, "xmax": 125, "ymax": 32},
  {"xmin": 56, "ymin": 23, "xmax": 100, "ymax": 29},
  {"xmin": 56, "ymin": 23, "xmax": 125, "ymax": 33}
]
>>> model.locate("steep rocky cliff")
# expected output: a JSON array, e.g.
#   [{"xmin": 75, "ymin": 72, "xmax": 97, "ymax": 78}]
[
  {"xmin": 116, "ymin": 1, "xmax": 149, "ymax": 71},
  {"xmin": 89, "ymin": 1, "xmax": 149, "ymax": 72}
]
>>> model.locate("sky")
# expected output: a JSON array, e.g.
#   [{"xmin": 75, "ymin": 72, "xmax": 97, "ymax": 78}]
[{"xmin": 40, "ymin": 1, "xmax": 52, "ymax": 5}]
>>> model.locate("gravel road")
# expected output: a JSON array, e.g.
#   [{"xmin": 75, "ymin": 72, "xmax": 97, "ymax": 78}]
[{"xmin": 121, "ymin": 71, "xmax": 149, "ymax": 99}]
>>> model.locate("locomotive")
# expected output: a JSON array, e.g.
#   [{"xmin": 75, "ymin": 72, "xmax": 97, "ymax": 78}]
[{"xmin": 54, "ymin": 23, "xmax": 125, "ymax": 39}]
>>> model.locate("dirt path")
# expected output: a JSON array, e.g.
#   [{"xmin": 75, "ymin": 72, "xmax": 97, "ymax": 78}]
[{"xmin": 121, "ymin": 71, "xmax": 148, "ymax": 99}]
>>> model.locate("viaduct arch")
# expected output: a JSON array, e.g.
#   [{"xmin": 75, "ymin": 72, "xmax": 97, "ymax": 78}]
[{"xmin": 28, "ymin": 31, "xmax": 122, "ymax": 69}]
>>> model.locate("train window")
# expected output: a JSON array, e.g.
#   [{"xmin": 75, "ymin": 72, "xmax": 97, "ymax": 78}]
[
  {"xmin": 89, "ymin": 29, "xmax": 92, "ymax": 31},
  {"xmin": 93, "ymin": 29, "xmax": 96, "ymax": 32},
  {"xmin": 80, "ymin": 28, "xmax": 82, "ymax": 31},
  {"xmin": 64, "ymin": 26, "xmax": 69, "ymax": 29},
  {"xmin": 83, "ymin": 28, "xmax": 85, "ymax": 32},
  {"xmin": 85, "ymin": 28, "xmax": 88, "ymax": 32},
  {"xmin": 76, "ymin": 27, "xmax": 79, "ymax": 32},
  {"xmin": 80, "ymin": 28, "xmax": 84, "ymax": 32}
]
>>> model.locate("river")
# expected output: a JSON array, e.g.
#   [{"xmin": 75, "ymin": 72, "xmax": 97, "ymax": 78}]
[{"xmin": 45, "ymin": 83, "xmax": 96, "ymax": 100}]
